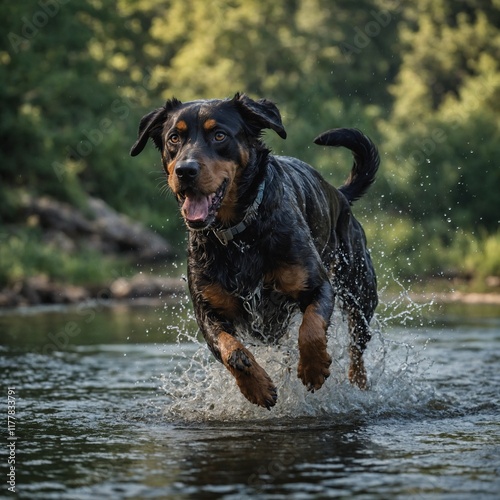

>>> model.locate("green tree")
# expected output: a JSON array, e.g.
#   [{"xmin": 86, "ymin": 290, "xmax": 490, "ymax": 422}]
[
  {"xmin": 144, "ymin": 0, "xmax": 400, "ymax": 170},
  {"xmin": 1, "ymin": 0, "xmax": 499, "ymax": 286},
  {"xmin": 0, "ymin": 1, "xmax": 177, "ymax": 230},
  {"xmin": 381, "ymin": 0, "xmax": 500, "ymax": 232}
]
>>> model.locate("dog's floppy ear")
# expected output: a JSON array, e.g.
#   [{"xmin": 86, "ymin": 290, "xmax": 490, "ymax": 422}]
[
  {"xmin": 233, "ymin": 93, "xmax": 287, "ymax": 139},
  {"xmin": 130, "ymin": 98, "xmax": 182, "ymax": 156}
]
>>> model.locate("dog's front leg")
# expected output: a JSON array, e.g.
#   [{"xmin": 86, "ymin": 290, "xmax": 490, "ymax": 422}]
[
  {"xmin": 191, "ymin": 283, "xmax": 277, "ymax": 409},
  {"xmin": 217, "ymin": 332, "xmax": 277, "ymax": 409},
  {"xmin": 297, "ymin": 280, "xmax": 335, "ymax": 392}
]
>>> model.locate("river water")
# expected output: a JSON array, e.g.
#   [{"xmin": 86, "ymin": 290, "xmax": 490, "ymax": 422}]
[{"xmin": 1, "ymin": 293, "xmax": 499, "ymax": 499}]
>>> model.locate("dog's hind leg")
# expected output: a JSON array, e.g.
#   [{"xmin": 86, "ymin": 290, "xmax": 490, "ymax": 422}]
[
  {"xmin": 336, "ymin": 214, "xmax": 377, "ymax": 390},
  {"xmin": 347, "ymin": 309, "xmax": 371, "ymax": 389},
  {"xmin": 345, "ymin": 271, "xmax": 377, "ymax": 390},
  {"xmin": 218, "ymin": 332, "xmax": 278, "ymax": 410}
]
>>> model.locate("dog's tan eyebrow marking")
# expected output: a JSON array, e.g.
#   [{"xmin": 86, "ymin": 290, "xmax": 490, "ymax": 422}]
[
  {"xmin": 176, "ymin": 120, "xmax": 188, "ymax": 131},
  {"xmin": 203, "ymin": 119, "xmax": 217, "ymax": 130}
]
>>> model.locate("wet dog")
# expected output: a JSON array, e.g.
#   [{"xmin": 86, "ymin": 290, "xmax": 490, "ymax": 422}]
[{"xmin": 131, "ymin": 93, "xmax": 379, "ymax": 409}]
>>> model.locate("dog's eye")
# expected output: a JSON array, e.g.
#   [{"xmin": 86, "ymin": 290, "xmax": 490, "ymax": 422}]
[
  {"xmin": 168, "ymin": 133, "xmax": 180, "ymax": 144},
  {"xmin": 214, "ymin": 131, "xmax": 227, "ymax": 142}
]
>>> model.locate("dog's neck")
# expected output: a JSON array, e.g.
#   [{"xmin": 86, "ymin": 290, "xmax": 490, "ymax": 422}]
[
  {"xmin": 212, "ymin": 172, "xmax": 268, "ymax": 245},
  {"xmin": 237, "ymin": 145, "xmax": 269, "ymax": 199},
  {"xmin": 208, "ymin": 145, "xmax": 270, "ymax": 245}
]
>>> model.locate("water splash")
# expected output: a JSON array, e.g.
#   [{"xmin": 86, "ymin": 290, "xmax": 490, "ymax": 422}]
[{"xmin": 158, "ymin": 286, "xmax": 445, "ymax": 423}]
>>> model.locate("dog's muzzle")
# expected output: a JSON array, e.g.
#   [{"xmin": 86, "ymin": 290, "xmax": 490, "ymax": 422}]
[{"xmin": 175, "ymin": 159, "xmax": 228, "ymax": 230}]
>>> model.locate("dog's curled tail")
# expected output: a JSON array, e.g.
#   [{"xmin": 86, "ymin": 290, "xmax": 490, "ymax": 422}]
[{"xmin": 314, "ymin": 128, "xmax": 379, "ymax": 204}]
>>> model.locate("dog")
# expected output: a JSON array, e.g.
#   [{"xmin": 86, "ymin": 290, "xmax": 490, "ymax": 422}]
[{"xmin": 131, "ymin": 93, "xmax": 379, "ymax": 409}]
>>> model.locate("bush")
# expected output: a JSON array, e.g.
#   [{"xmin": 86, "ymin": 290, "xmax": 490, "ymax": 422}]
[{"xmin": 0, "ymin": 228, "xmax": 130, "ymax": 286}]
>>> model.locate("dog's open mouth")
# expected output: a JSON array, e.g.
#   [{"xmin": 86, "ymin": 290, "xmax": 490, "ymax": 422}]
[{"xmin": 179, "ymin": 179, "xmax": 228, "ymax": 229}]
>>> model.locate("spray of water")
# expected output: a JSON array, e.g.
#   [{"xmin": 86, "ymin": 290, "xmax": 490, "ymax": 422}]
[{"xmin": 159, "ymin": 283, "xmax": 444, "ymax": 423}]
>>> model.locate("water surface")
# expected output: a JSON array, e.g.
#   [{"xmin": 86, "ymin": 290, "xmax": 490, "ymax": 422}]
[{"xmin": 1, "ymin": 297, "xmax": 499, "ymax": 499}]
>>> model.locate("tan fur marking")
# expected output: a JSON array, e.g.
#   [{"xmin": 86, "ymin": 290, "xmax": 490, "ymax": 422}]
[
  {"xmin": 266, "ymin": 265, "xmax": 309, "ymax": 299},
  {"xmin": 201, "ymin": 283, "xmax": 240, "ymax": 319},
  {"xmin": 218, "ymin": 332, "xmax": 277, "ymax": 408},
  {"xmin": 176, "ymin": 120, "xmax": 188, "ymax": 131},
  {"xmin": 167, "ymin": 160, "xmax": 176, "ymax": 177},
  {"xmin": 203, "ymin": 118, "xmax": 217, "ymax": 130},
  {"xmin": 297, "ymin": 305, "xmax": 331, "ymax": 391},
  {"xmin": 195, "ymin": 159, "xmax": 237, "ymax": 193},
  {"xmin": 238, "ymin": 145, "xmax": 250, "ymax": 168}
]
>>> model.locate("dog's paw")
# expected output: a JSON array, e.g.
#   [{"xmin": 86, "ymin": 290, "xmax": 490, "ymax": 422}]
[
  {"xmin": 219, "ymin": 335, "xmax": 277, "ymax": 409},
  {"xmin": 229, "ymin": 350, "xmax": 277, "ymax": 409},
  {"xmin": 297, "ymin": 349, "xmax": 332, "ymax": 392},
  {"xmin": 236, "ymin": 368, "xmax": 278, "ymax": 410}
]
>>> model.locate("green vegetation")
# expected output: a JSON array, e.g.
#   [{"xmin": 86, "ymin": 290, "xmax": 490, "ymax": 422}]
[
  {"xmin": 1, "ymin": 0, "xmax": 499, "ymax": 291},
  {"xmin": 0, "ymin": 228, "xmax": 132, "ymax": 286}
]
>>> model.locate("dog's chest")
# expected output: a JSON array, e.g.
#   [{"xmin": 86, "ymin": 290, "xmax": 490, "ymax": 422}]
[
  {"xmin": 191, "ymin": 237, "xmax": 297, "ymax": 340},
  {"xmin": 205, "ymin": 239, "xmax": 265, "ymax": 295}
]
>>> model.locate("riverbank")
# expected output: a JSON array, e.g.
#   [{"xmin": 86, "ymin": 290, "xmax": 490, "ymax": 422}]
[
  {"xmin": 0, "ymin": 273, "xmax": 186, "ymax": 309},
  {"xmin": 3, "ymin": 194, "xmax": 499, "ymax": 310},
  {"xmin": 1, "ymin": 273, "xmax": 499, "ymax": 311},
  {"xmin": 412, "ymin": 290, "xmax": 500, "ymax": 305}
]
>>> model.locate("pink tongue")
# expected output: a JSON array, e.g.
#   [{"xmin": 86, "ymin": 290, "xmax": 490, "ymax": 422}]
[{"xmin": 182, "ymin": 194, "xmax": 210, "ymax": 222}]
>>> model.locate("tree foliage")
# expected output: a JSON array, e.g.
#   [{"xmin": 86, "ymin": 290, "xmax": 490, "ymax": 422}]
[
  {"xmin": 381, "ymin": 0, "xmax": 500, "ymax": 232},
  {"xmin": 1, "ymin": 0, "xmax": 499, "ymax": 283}
]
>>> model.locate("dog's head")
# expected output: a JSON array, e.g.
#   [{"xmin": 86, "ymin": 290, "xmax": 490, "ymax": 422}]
[{"xmin": 131, "ymin": 93, "xmax": 286, "ymax": 230}]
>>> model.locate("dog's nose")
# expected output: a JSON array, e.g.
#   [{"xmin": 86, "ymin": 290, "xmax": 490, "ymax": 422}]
[{"xmin": 175, "ymin": 160, "xmax": 200, "ymax": 182}]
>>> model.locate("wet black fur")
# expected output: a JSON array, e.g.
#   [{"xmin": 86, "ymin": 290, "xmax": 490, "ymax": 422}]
[{"xmin": 131, "ymin": 93, "xmax": 379, "ymax": 370}]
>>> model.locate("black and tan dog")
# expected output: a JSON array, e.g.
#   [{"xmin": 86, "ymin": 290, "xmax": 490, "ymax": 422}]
[{"xmin": 131, "ymin": 93, "xmax": 379, "ymax": 409}]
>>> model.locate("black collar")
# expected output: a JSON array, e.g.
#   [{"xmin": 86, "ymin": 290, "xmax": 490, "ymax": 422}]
[{"xmin": 212, "ymin": 176, "xmax": 267, "ymax": 245}]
